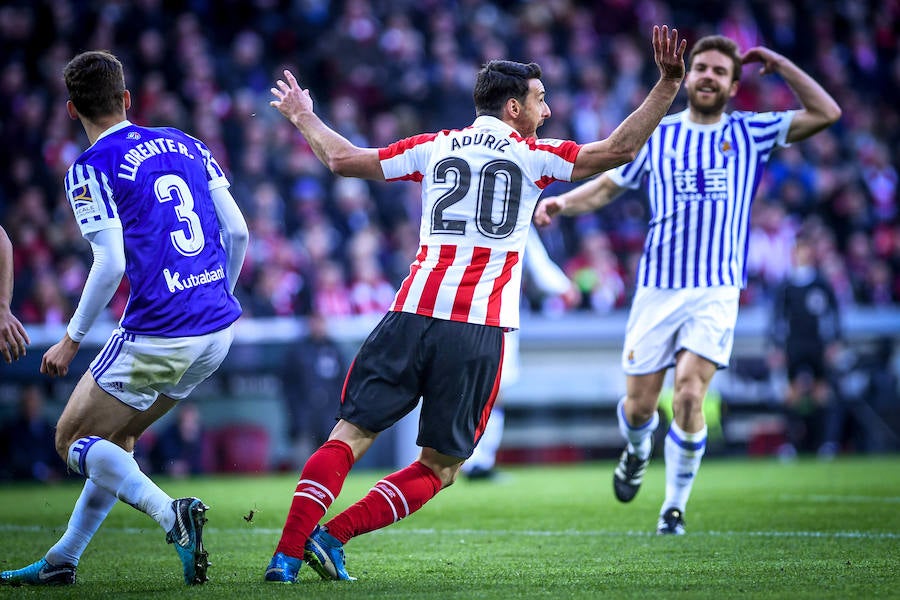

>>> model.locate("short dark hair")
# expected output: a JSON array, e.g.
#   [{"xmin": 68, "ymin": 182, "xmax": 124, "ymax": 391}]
[
  {"xmin": 688, "ymin": 35, "xmax": 742, "ymax": 82},
  {"xmin": 63, "ymin": 50, "xmax": 126, "ymax": 120},
  {"xmin": 473, "ymin": 60, "xmax": 542, "ymax": 118}
]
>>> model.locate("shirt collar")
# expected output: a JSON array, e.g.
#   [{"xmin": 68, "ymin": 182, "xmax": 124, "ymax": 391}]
[
  {"xmin": 96, "ymin": 119, "xmax": 133, "ymax": 142},
  {"xmin": 472, "ymin": 115, "xmax": 517, "ymax": 136}
]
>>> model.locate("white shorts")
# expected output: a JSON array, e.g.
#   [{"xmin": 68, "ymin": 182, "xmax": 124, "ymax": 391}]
[
  {"xmin": 622, "ymin": 286, "xmax": 739, "ymax": 375},
  {"xmin": 89, "ymin": 325, "xmax": 235, "ymax": 411}
]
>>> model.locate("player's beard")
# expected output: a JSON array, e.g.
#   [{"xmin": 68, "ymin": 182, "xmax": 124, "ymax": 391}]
[{"xmin": 687, "ymin": 86, "xmax": 729, "ymax": 117}]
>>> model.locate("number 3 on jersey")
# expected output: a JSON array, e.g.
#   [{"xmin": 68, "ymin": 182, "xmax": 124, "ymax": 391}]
[
  {"xmin": 155, "ymin": 174, "xmax": 204, "ymax": 256},
  {"xmin": 431, "ymin": 157, "xmax": 523, "ymax": 239}
]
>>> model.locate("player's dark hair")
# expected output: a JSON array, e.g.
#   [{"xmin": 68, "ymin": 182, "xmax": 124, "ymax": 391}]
[
  {"xmin": 473, "ymin": 60, "xmax": 542, "ymax": 118},
  {"xmin": 688, "ymin": 35, "xmax": 742, "ymax": 82},
  {"xmin": 64, "ymin": 50, "xmax": 126, "ymax": 121}
]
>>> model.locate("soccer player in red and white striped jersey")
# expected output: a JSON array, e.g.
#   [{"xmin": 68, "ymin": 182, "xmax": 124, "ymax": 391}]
[{"xmin": 263, "ymin": 25, "xmax": 686, "ymax": 583}]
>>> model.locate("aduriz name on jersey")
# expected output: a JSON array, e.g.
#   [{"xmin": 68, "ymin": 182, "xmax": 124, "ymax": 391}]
[
  {"xmin": 450, "ymin": 133, "xmax": 511, "ymax": 153},
  {"xmin": 118, "ymin": 137, "xmax": 196, "ymax": 181},
  {"xmin": 163, "ymin": 265, "xmax": 226, "ymax": 293}
]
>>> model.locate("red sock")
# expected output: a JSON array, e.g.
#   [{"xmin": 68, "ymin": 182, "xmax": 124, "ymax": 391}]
[
  {"xmin": 325, "ymin": 461, "xmax": 442, "ymax": 544},
  {"xmin": 275, "ymin": 439, "xmax": 355, "ymax": 558}
]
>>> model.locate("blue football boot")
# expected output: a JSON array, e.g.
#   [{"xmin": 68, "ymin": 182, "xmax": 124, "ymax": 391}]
[{"xmin": 303, "ymin": 525, "xmax": 357, "ymax": 581}]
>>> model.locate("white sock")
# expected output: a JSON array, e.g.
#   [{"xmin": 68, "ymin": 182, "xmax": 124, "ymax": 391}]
[
  {"xmin": 464, "ymin": 407, "xmax": 505, "ymax": 472},
  {"xmin": 67, "ymin": 437, "xmax": 175, "ymax": 532},
  {"xmin": 616, "ymin": 397, "xmax": 659, "ymax": 460},
  {"xmin": 45, "ymin": 479, "xmax": 117, "ymax": 567},
  {"xmin": 662, "ymin": 421, "xmax": 707, "ymax": 514}
]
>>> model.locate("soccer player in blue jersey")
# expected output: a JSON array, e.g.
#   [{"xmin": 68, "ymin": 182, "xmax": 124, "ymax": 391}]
[
  {"xmin": 535, "ymin": 36, "xmax": 840, "ymax": 534},
  {"xmin": 0, "ymin": 50, "xmax": 248, "ymax": 586},
  {"xmin": 0, "ymin": 225, "xmax": 30, "ymax": 363}
]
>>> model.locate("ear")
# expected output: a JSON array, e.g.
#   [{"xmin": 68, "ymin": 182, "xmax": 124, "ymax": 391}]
[
  {"xmin": 123, "ymin": 89, "xmax": 132, "ymax": 111},
  {"xmin": 506, "ymin": 97, "xmax": 520, "ymax": 119},
  {"xmin": 728, "ymin": 80, "xmax": 739, "ymax": 99},
  {"xmin": 66, "ymin": 99, "xmax": 79, "ymax": 120}
]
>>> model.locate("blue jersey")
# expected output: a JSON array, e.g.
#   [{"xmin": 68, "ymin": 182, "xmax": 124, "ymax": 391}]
[
  {"xmin": 64, "ymin": 121, "xmax": 242, "ymax": 336},
  {"xmin": 610, "ymin": 109, "xmax": 794, "ymax": 289}
]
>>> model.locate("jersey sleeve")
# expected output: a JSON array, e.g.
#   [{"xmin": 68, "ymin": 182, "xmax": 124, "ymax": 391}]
[
  {"xmin": 531, "ymin": 138, "xmax": 581, "ymax": 186},
  {"xmin": 191, "ymin": 137, "xmax": 230, "ymax": 191},
  {"xmin": 64, "ymin": 162, "xmax": 122, "ymax": 237},
  {"xmin": 741, "ymin": 110, "xmax": 797, "ymax": 153},
  {"xmin": 379, "ymin": 133, "xmax": 439, "ymax": 182}
]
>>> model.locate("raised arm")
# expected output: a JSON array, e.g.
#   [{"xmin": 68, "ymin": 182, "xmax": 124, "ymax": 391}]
[
  {"xmin": 741, "ymin": 46, "xmax": 841, "ymax": 143},
  {"xmin": 270, "ymin": 70, "xmax": 384, "ymax": 180},
  {"xmin": 571, "ymin": 25, "xmax": 686, "ymax": 181},
  {"xmin": 534, "ymin": 174, "xmax": 626, "ymax": 226}
]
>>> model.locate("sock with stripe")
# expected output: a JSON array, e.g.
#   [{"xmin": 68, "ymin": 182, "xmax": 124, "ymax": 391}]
[
  {"xmin": 324, "ymin": 460, "xmax": 442, "ymax": 544},
  {"xmin": 616, "ymin": 396, "xmax": 659, "ymax": 460},
  {"xmin": 67, "ymin": 436, "xmax": 175, "ymax": 532},
  {"xmin": 662, "ymin": 421, "xmax": 707, "ymax": 514},
  {"xmin": 275, "ymin": 439, "xmax": 355, "ymax": 559},
  {"xmin": 45, "ymin": 478, "xmax": 118, "ymax": 567}
]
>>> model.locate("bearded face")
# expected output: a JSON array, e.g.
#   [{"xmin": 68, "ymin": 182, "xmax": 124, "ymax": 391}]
[{"xmin": 685, "ymin": 50, "xmax": 738, "ymax": 117}]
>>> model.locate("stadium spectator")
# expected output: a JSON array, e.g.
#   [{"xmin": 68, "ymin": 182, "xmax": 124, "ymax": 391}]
[
  {"xmin": 535, "ymin": 34, "xmax": 841, "ymax": 535},
  {"xmin": 0, "ymin": 51, "xmax": 248, "ymax": 587},
  {"xmin": 262, "ymin": 26, "xmax": 686, "ymax": 583},
  {"xmin": 768, "ymin": 235, "xmax": 842, "ymax": 459},
  {"xmin": 0, "ymin": 225, "xmax": 29, "ymax": 363}
]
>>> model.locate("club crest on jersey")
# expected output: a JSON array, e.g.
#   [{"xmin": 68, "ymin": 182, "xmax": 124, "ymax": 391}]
[
  {"xmin": 719, "ymin": 138, "xmax": 735, "ymax": 157},
  {"xmin": 127, "ymin": 131, "xmax": 141, "ymax": 140}
]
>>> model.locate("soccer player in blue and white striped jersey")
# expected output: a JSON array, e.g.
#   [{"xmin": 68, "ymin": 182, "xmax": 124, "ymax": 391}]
[{"xmin": 535, "ymin": 35, "xmax": 840, "ymax": 535}]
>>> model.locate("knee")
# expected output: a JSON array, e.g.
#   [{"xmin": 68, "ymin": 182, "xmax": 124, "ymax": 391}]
[
  {"xmin": 672, "ymin": 386, "xmax": 705, "ymax": 417},
  {"xmin": 54, "ymin": 427, "xmax": 74, "ymax": 463},
  {"xmin": 418, "ymin": 452, "xmax": 463, "ymax": 488},
  {"xmin": 625, "ymin": 394, "xmax": 661, "ymax": 423}
]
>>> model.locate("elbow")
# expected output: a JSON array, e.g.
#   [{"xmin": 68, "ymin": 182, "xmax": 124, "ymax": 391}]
[
  {"xmin": 233, "ymin": 220, "xmax": 250, "ymax": 249},
  {"xmin": 327, "ymin": 151, "xmax": 358, "ymax": 177},
  {"xmin": 826, "ymin": 104, "xmax": 842, "ymax": 125}
]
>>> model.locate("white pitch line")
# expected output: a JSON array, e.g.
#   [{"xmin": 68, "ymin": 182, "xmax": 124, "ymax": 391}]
[{"xmin": 0, "ymin": 524, "xmax": 897, "ymax": 540}]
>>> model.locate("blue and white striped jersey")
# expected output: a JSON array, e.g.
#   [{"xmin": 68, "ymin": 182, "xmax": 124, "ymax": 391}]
[
  {"xmin": 64, "ymin": 120, "xmax": 242, "ymax": 336},
  {"xmin": 609, "ymin": 108, "xmax": 794, "ymax": 289}
]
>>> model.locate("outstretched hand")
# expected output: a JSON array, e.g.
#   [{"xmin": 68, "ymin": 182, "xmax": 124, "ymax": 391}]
[
  {"xmin": 741, "ymin": 47, "xmax": 784, "ymax": 76},
  {"xmin": 270, "ymin": 70, "xmax": 315, "ymax": 122},
  {"xmin": 533, "ymin": 197, "xmax": 563, "ymax": 227},
  {"xmin": 652, "ymin": 25, "xmax": 687, "ymax": 82}
]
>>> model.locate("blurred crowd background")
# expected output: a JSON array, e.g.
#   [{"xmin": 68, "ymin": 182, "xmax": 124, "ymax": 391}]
[{"xmin": 1, "ymin": 0, "xmax": 897, "ymax": 323}]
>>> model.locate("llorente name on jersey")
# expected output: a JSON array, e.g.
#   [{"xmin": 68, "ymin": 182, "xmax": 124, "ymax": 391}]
[
  {"xmin": 163, "ymin": 266, "xmax": 225, "ymax": 293},
  {"xmin": 118, "ymin": 138, "xmax": 196, "ymax": 181}
]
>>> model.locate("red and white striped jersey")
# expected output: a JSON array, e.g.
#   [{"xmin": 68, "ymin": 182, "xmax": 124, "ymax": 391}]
[{"xmin": 380, "ymin": 115, "xmax": 581, "ymax": 329}]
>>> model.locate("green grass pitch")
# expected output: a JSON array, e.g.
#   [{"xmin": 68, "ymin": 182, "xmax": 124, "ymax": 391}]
[{"xmin": 1, "ymin": 456, "xmax": 898, "ymax": 599}]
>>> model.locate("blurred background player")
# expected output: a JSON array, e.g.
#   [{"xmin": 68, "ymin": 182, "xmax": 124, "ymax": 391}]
[
  {"xmin": 535, "ymin": 35, "xmax": 840, "ymax": 534},
  {"xmin": 769, "ymin": 235, "xmax": 841, "ymax": 459},
  {"xmin": 461, "ymin": 228, "xmax": 577, "ymax": 480},
  {"xmin": 0, "ymin": 50, "xmax": 248, "ymax": 586}
]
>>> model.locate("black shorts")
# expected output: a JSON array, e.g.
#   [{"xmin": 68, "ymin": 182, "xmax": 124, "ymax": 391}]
[
  {"xmin": 786, "ymin": 345, "xmax": 826, "ymax": 380},
  {"xmin": 339, "ymin": 311, "xmax": 504, "ymax": 459}
]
